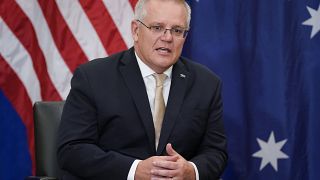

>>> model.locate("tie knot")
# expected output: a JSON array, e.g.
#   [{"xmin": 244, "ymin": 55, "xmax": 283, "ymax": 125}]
[{"xmin": 153, "ymin": 73, "xmax": 166, "ymax": 87}]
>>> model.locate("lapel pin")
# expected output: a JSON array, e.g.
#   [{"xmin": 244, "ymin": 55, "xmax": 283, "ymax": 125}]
[{"xmin": 180, "ymin": 73, "xmax": 186, "ymax": 78}]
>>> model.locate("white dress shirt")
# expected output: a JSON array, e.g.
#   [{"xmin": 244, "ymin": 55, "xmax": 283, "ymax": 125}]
[{"xmin": 127, "ymin": 53, "xmax": 199, "ymax": 180}]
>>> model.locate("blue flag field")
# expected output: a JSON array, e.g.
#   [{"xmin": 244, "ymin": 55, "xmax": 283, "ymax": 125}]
[{"xmin": 184, "ymin": 0, "xmax": 320, "ymax": 179}]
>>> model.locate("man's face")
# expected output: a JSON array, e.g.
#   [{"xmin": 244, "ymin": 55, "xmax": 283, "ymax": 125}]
[{"xmin": 132, "ymin": 0, "xmax": 188, "ymax": 73}]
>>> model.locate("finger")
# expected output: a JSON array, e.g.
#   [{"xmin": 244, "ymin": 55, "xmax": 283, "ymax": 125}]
[
  {"xmin": 166, "ymin": 143, "xmax": 178, "ymax": 156},
  {"xmin": 155, "ymin": 155, "xmax": 179, "ymax": 162},
  {"xmin": 151, "ymin": 175, "xmax": 173, "ymax": 180},
  {"xmin": 153, "ymin": 160, "xmax": 178, "ymax": 170},
  {"xmin": 151, "ymin": 168, "xmax": 177, "ymax": 178}
]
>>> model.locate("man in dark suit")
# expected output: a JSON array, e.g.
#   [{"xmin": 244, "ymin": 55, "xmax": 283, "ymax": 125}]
[{"xmin": 57, "ymin": 0, "xmax": 228, "ymax": 179}]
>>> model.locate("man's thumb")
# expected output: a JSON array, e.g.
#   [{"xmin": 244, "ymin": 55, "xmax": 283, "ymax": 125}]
[{"xmin": 166, "ymin": 143, "xmax": 177, "ymax": 156}]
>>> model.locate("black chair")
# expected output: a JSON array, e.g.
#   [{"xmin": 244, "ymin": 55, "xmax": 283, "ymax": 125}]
[{"xmin": 26, "ymin": 101, "xmax": 65, "ymax": 180}]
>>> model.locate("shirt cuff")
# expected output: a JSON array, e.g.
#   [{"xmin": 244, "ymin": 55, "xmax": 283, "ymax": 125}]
[
  {"xmin": 127, "ymin": 159, "xmax": 141, "ymax": 180},
  {"xmin": 189, "ymin": 161, "xmax": 200, "ymax": 180}
]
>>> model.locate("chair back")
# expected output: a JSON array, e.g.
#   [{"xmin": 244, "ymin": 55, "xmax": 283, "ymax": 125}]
[{"xmin": 33, "ymin": 101, "xmax": 65, "ymax": 178}]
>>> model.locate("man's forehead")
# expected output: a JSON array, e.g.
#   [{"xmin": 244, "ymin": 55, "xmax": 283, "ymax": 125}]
[{"xmin": 143, "ymin": 1, "xmax": 187, "ymax": 24}]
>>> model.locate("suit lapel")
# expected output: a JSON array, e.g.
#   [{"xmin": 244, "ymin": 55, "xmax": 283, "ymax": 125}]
[
  {"xmin": 156, "ymin": 60, "xmax": 190, "ymax": 155},
  {"xmin": 119, "ymin": 49, "xmax": 156, "ymax": 153}
]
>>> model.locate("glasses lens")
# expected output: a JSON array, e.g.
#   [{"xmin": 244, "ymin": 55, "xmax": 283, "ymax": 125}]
[
  {"xmin": 138, "ymin": 20, "xmax": 187, "ymax": 38},
  {"xmin": 150, "ymin": 26, "xmax": 164, "ymax": 33},
  {"xmin": 171, "ymin": 28, "xmax": 184, "ymax": 37}
]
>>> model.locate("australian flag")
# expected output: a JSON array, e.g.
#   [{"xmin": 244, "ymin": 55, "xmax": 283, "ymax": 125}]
[{"xmin": 184, "ymin": 0, "xmax": 320, "ymax": 179}]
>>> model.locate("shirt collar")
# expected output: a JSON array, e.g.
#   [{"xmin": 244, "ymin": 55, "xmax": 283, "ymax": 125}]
[{"xmin": 135, "ymin": 52, "xmax": 172, "ymax": 79}]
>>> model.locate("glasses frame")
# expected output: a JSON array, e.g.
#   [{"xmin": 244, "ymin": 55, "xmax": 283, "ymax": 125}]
[{"xmin": 136, "ymin": 20, "xmax": 189, "ymax": 38}]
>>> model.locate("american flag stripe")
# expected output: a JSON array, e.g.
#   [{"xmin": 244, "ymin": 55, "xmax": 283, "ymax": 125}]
[
  {"xmin": 0, "ymin": 55, "xmax": 35, "ymax": 174},
  {"xmin": 38, "ymin": 0, "xmax": 88, "ymax": 73},
  {"xmin": 102, "ymin": 0, "xmax": 135, "ymax": 47},
  {"xmin": 55, "ymin": 0, "xmax": 108, "ymax": 60},
  {"xmin": 129, "ymin": 0, "xmax": 139, "ymax": 9},
  {"xmin": 2, "ymin": 0, "xmax": 62, "ymax": 101},
  {"xmin": 0, "ymin": 0, "xmax": 137, "ymax": 175},
  {"xmin": 0, "ymin": 19, "xmax": 42, "ymax": 104},
  {"xmin": 79, "ymin": 0, "xmax": 128, "ymax": 55},
  {"xmin": 16, "ymin": 0, "xmax": 73, "ymax": 99}
]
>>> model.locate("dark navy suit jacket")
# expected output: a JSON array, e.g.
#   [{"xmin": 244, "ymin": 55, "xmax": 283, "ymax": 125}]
[{"xmin": 57, "ymin": 47, "xmax": 227, "ymax": 180}]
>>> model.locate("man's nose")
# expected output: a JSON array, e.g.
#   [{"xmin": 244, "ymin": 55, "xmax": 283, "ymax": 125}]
[{"xmin": 161, "ymin": 29, "xmax": 173, "ymax": 41}]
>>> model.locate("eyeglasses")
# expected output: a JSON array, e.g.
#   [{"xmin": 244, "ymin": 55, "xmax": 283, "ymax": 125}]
[{"xmin": 137, "ymin": 20, "xmax": 189, "ymax": 38}]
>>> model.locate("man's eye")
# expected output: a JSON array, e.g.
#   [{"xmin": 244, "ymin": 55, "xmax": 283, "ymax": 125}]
[
  {"xmin": 151, "ymin": 26, "xmax": 163, "ymax": 31},
  {"xmin": 172, "ymin": 28, "xmax": 183, "ymax": 34}
]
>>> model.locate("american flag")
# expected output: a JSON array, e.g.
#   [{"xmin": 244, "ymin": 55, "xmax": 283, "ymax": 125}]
[{"xmin": 0, "ymin": 0, "xmax": 137, "ymax": 178}]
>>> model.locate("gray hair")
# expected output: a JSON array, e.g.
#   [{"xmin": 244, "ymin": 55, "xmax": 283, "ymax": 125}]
[{"xmin": 134, "ymin": 0, "xmax": 191, "ymax": 29}]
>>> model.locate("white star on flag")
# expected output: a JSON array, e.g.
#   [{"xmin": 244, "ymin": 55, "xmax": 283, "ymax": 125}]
[
  {"xmin": 252, "ymin": 131, "xmax": 289, "ymax": 171},
  {"xmin": 302, "ymin": 3, "xmax": 320, "ymax": 39}
]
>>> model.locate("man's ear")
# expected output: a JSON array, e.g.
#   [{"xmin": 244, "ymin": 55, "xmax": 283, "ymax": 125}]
[{"xmin": 131, "ymin": 20, "xmax": 139, "ymax": 42}]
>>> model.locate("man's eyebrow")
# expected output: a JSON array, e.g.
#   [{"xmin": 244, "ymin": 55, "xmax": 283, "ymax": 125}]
[
  {"xmin": 149, "ymin": 22, "xmax": 185, "ymax": 29},
  {"xmin": 172, "ymin": 25, "xmax": 185, "ymax": 29},
  {"xmin": 149, "ymin": 22, "xmax": 165, "ymax": 26}
]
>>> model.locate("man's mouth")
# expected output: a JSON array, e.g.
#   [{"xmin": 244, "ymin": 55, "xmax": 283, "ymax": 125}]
[{"xmin": 156, "ymin": 47, "xmax": 172, "ymax": 53}]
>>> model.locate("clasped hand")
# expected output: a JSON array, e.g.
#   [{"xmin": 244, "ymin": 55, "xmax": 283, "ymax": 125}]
[{"xmin": 135, "ymin": 143, "xmax": 196, "ymax": 180}]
